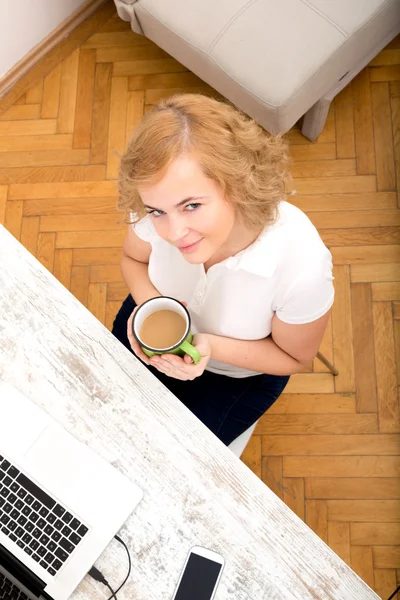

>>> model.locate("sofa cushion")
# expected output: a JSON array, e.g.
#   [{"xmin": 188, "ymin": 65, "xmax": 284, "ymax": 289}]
[
  {"xmin": 210, "ymin": 0, "xmax": 345, "ymax": 108},
  {"xmin": 137, "ymin": 0, "xmax": 392, "ymax": 105},
  {"xmin": 306, "ymin": 0, "xmax": 390, "ymax": 34},
  {"xmin": 137, "ymin": 0, "xmax": 252, "ymax": 51},
  {"xmin": 132, "ymin": 0, "xmax": 399, "ymax": 132}
]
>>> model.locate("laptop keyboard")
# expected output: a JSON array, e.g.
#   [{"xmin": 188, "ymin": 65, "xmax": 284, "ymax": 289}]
[
  {"xmin": 0, "ymin": 571, "xmax": 29, "ymax": 600},
  {"xmin": 0, "ymin": 455, "xmax": 88, "ymax": 577}
]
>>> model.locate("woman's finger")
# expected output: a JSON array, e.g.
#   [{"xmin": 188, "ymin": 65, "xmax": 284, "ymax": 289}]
[
  {"xmin": 154, "ymin": 360, "xmax": 192, "ymax": 380},
  {"xmin": 133, "ymin": 345, "xmax": 151, "ymax": 365},
  {"xmin": 127, "ymin": 311, "xmax": 135, "ymax": 342},
  {"xmin": 127, "ymin": 327, "xmax": 140, "ymax": 352},
  {"xmin": 151, "ymin": 361, "xmax": 172, "ymax": 375},
  {"xmin": 160, "ymin": 356, "xmax": 189, "ymax": 373},
  {"xmin": 126, "ymin": 313, "xmax": 151, "ymax": 365},
  {"xmin": 160, "ymin": 354, "xmax": 184, "ymax": 365},
  {"xmin": 153, "ymin": 356, "xmax": 184, "ymax": 374},
  {"xmin": 127, "ymin": 311, "xmax": 139, "ymax": 348}
]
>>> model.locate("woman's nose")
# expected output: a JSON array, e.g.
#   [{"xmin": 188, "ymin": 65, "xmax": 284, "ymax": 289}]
[{"xmin": 167, "ymin": 215, "xmax": 189, "ymax": 243}]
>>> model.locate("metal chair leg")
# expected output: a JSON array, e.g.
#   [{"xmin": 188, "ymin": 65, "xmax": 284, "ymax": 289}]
[{"xmin": 316, "ymin": 351, "xmax": 339, "ymax": 376}]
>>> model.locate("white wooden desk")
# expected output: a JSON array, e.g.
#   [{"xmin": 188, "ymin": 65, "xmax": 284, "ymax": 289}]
[{"xmin": 0, "ymin": 225, "xmax": 379, "ymax": 600}]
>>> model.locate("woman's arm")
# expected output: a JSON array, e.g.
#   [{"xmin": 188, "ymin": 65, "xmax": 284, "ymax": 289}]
[
  {"xmin": 150, "ymin": 312, "xmax": 331, "ymax": 381},
  {"xmin": 120, "ymin": 226, "xmax": 161, "ymax": 305},
  {"xmin": 207, "ymin": 311, "xmax": 331, "ymax": 376}
]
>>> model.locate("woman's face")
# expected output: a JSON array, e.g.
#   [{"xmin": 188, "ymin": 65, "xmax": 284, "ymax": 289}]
[{"xmin": 137, "ymin": 154, "xmax": 236, "ymax": 264}]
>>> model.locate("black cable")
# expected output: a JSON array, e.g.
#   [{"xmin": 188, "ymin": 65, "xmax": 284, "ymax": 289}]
[
  {"xmin": 388, "ymin": 585, "xmax": 400, "ymax": 600},
  {"xmin": 112, "ymin": 534, "xmax": 132, "ymax": 598},
  {"xmin": 105, "ymin": 582, "xmax": 118, "ymax": 600},
  {"xmin": 88, "ymin": 566, "xmax": 108, "ymax": 586},
  {"xmin": 88, "ymin": 566, "xmax": 117, "ymax": 599},
  {"xmin": 88, "ymin": 534, "xmax": 131, "ymax": 600}
]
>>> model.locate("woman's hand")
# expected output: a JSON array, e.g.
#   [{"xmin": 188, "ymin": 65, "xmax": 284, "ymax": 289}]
[
  {"xmin": 149, "ymin": 333, "xmax": 211, "ymax": 381},
  {"xmin": 126, "ymin": 301, "xmax": 211, "ymax": 379}
]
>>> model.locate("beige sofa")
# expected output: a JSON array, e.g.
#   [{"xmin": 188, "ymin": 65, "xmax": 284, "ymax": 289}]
[{"xmin": 114, "ymin": 0, "xmax": 400, "ymax": 140}]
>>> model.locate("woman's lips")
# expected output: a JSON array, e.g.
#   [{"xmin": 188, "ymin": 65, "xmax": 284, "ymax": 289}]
[{"xmin": 178, "ymin": 238, "xmax": 203, "ymax": 253}]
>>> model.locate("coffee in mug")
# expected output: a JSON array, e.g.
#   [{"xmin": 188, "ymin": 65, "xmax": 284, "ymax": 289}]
[{"xmin": 139, "ymin": 310, "xmax": 186, "ymax": 349}]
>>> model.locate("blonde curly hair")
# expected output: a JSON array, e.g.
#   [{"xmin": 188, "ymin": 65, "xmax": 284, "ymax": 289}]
[{"xmin": 118, "ymin": 94, "xmax": 290, "ymax": 230}]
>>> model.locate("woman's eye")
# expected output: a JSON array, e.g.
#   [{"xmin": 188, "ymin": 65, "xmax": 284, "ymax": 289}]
[{"xmin": 147, "ymin": 204, "xmax": 199, "ymax": 217}]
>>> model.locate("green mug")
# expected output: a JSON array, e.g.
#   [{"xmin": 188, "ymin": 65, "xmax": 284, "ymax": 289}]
[{"xmin": 132, "ymin": 296, "xmax": 201, "ymax": 364}]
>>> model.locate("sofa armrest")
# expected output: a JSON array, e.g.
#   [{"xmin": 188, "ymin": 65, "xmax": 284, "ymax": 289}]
[{"xmin": 114, "ymin": 0, "xmax": 143, "ymax": 35}]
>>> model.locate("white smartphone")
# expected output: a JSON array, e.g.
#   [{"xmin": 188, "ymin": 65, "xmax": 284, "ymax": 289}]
[{"xmin": 172, "ymin": 546, "xmax": 225, "ymax": 600}]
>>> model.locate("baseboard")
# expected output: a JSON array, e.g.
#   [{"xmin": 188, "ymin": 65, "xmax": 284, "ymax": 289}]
[{"xmin": 0, "ymin": 0, "xmax": 108, "ymax": 100}]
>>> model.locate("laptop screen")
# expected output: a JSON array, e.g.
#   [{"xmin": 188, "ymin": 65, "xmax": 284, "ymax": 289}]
[{"xmin": 0, "ymin": 543, "xmax": 50, "ymax": 600}]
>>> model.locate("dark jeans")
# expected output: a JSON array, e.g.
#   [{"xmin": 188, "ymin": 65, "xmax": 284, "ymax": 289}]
[{"xmin": 112, "ymin": 295, "xmax": 290, "ymax": 446}]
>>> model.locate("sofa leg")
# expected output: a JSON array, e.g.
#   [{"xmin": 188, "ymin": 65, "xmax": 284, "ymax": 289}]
[{"xmin": 301, "ymin": 96, "xmax": 332, "ymax": 141}]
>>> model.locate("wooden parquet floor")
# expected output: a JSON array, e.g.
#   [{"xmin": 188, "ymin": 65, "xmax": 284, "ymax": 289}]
[{"xmin": 0, "ymin": 3, "xmax": 399, "ymax": 597}]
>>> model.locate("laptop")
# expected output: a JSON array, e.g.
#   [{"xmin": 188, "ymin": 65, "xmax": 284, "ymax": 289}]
[{"xmin": 0, "ymin": 383, "xmax": 143, "ymax": 600}]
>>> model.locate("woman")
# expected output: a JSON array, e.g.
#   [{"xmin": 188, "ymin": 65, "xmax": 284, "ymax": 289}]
[{"xmin": 112, "ymin": 94, "xmax": 334, "ymax": 446}]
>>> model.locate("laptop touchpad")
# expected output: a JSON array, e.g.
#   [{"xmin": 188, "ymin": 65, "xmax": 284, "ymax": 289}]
[{"xmin": 24, "ymin": 424, "xmax": 100, "ymax": 516}]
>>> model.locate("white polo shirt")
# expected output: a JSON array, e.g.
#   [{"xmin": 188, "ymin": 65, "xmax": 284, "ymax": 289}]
[{"xmin": 133, "ymin": 200, "xmax": 334, "ymax": 378}]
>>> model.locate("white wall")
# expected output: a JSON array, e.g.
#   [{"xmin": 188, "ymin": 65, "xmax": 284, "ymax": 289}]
[{"xmin": 0, "ymin": 0, "xmax": 88, "ymax": 78}]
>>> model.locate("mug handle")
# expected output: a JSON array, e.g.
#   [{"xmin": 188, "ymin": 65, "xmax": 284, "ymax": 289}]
[{"xmin": 180, "ymin": 340, "xmax": 201, "ymax": 365}]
